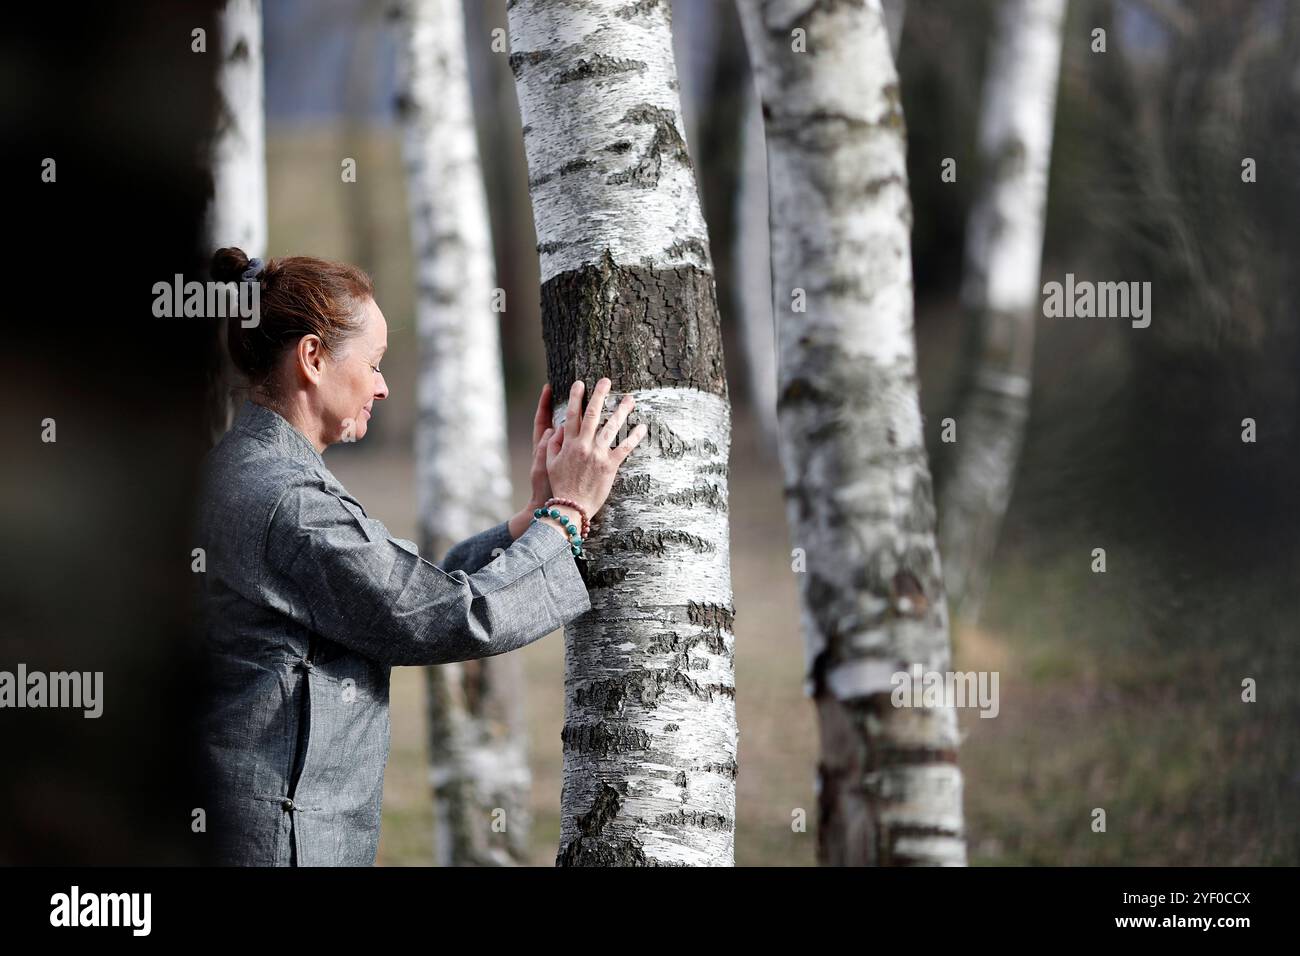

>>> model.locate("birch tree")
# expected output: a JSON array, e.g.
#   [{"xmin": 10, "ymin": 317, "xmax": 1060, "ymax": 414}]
[
  {"xmin": 883, "ymin": 0, "xmax": 906, "ymax": 58},
  {"xmin": 937, "ymin": 0, "xmax": 1067, "ymax": 619},
  {"xmin": 394, "ymin": 0, "xmax": 531, "ymax": 866},
  {"xmin": 736, "ymin": 79, "xmax": 778, "ymax": 451},
  {"xmin": 738, "ymin": 0, "xmax": 966, "ymax": 866},
  {"xmin": 205, "ymin": 0, "xmax": 267, "ymax": 441},
  {"xmin": 507, "ymin": 0, "xmax": 737, "ymax": 867}
]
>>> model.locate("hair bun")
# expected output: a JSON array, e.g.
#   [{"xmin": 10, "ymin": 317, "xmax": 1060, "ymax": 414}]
[{"xmin": 211, "ymin": 246, "xmax": 250, "ymax": 284}]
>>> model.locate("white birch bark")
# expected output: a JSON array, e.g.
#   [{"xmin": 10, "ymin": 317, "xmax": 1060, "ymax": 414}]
[
  {"xmin": 738, "ymin": 0, "xmax": 966, "ymax": 866},
  {"xmin": 508, "ymin": 0, "xmax": 737, "ymax": 867},
  {"xmin": 937, "ymin": 0, "xmax": 1067, "ymax": 620},
  {"xmin": 394, "ymin": 0, "xmax": 531, "ymax": 867},
  {"xmin": 205, "ymin": 0, "xmax": 267, "ymax": 442}
]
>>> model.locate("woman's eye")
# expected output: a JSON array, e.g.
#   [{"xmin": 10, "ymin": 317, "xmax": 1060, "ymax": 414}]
[{"xmin": 370, "ymin": 365, "xmax": 382, "ymax": 374}]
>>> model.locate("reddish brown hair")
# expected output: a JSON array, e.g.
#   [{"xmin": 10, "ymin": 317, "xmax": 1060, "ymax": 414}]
[{"xmin": 211, "ymin": 247, "xmax": 374, "ymax": 387}]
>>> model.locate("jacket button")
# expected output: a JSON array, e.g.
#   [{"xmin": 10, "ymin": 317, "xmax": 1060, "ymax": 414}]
[{"xmin": 281, "ymin": 798, "xmax": 295, "ymax": 812}]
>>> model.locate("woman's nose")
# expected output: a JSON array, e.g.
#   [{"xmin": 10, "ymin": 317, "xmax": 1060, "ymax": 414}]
[{"xmin": 375, "ymin": 373, "xmax": 389, "ymax": 400}]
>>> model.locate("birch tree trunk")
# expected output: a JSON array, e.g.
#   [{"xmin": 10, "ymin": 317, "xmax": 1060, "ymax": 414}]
[
  {"xmin": 738, "ymin": 0, "xmax": 966, "ymax": 866},
  {"xmin": 736, "ymin": 78, "xmax": 778, "ymax": 452},
  {"xmin": 205, "ymin": 0, "xmax": 267, "ymax": 442},
  {"xmin": 507, "ymin": 0, "xmax": 737, "ymax": 867},
  {"xmin": 937, "ymin": 0, "xmax": 1067, "ymax": 620},
  {"xmin": 882, "ymin": 0, "xmax": 906, "ymax": 58},
  {"xmin": 394, "ymin": 0, "xmax": 531, "ymax": 867}
]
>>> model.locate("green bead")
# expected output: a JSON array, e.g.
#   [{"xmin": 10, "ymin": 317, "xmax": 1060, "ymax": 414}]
[
  {"xmin": 571, "ymin": 534, "xmax": 582, "ymax": 545},
  {"xmin": 548, "ymin": 508, "xmax": 560, "ymax": 519},
  {"xmin": 533, "ymin": 508, "xmax": 544, "ymax": 518},
  {"xmin": 571, "ymin": 544, "xmax": 581, "ymax": 556}
]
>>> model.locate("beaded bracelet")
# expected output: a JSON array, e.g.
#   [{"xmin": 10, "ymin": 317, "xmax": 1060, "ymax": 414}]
[
  {"xmin": 532, "ymin": 506, "xmax": 585, "ymax": 558},
  {"xmin": 542, "ymin": 496, "xmax": 590, "ymax": 538}
]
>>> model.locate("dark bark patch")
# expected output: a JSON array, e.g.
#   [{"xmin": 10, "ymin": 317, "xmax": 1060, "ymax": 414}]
[
  {"xmin": 656, "ymin": 482, "xmax": 726, "ymax": 511},
  {"xmin": 528, "ymin": 157, "xmax": 596, "ymax": 189},
  {"xmin": 616, "ymin": 0, "xmax": 662, "ymax": 17},
  {"xmin": 508, "ymin": 49, "xmax": 552, "ymax": 79},
  {"xmin": 608, "ymin": 110, "xmax": 692, "ymax": 187},
  {"xmin": 558, "ymin": 55, "xmax": 647, "ymax": 84},
  {"xmin": 687, "ymin": 601, "xmax": 736, "ymax": 633},
  {"xmin": 652, "ymin": 808, "xmax": 733, "ymax": 830},
  {"xmin": 612, "ymin": 472, "xmax": 652, "ymax": 496},
  {"xmin": 586, "ymin": 565, "xmax": 629, "ymax": 589},
  {"xmin": 603, "ymin": 527, "xmax": 715, "ymax": 555},
  {"xmin": 540, "ymin": 258, "xmax": 727, "ymax": 396},
  {"xmin": 557, "ymin": 783, "xmax": 652, "ymax": 867},
  {"xmin": 664, "ymin": 237, "xmax": 709, "ymax": 261},
  {"xmin": 561, "ymin": 721, "xmax": 651, "ymax": 755},
  {"xmin": 536, "ymin": 239, "xmax": 576, "ymax": 256},
  {"xmin": 889, "ymin": 569, "xmax": 929, "ymax": 619}
]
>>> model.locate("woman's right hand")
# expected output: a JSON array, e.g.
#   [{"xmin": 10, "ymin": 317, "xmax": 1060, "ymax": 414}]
[{"xmin": 545, "ymin": 377, "xmax": 647, "ymax": 525}]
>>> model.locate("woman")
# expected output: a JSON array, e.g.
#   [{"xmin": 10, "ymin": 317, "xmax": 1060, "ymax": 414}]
[{"xmin": 196, "ymin": 247, "xmax": 645, "ymax": 866}]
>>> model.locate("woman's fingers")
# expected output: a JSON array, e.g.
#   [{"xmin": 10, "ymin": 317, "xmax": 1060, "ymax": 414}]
[
  {"xmin": 598, "ymin": 393, "xmax": 636, "ymax": 448},
  {"xmin": 547, "ymin": 418, "xmax": 564, "ymax": 468},
  {"xmin": 580, "ymin": 378, "xmax": 611, "ymax": 444},
  {"xmin": 532, "ymin": 383, "xmax": 552, "ymax": 448},
  {"xmin": 564, "ymin": 379, "xmax": 584, "ymax": 443},
  {"xmin": 614, "ymin": 422, "xmax": 649, "ymax": 462}
]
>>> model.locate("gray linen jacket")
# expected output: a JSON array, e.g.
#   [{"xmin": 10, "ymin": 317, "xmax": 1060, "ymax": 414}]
[{"xmin": 195, "ymin": 400, "xmax": 591, "ymax": 866}]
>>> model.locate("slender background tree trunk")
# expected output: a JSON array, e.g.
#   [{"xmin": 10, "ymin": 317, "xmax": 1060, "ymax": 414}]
[
  {"xmin": 736, "ymin": 77, "xmax": 779, "ymax": 453},
  {"xmin": 738, "ymin": 0, "xmax": 966, "ymax": 866},
  {"xmin": 394, "ymin": 0, "xmax": 531, "ymax": 866},
  {"xmin": 883, "ymin": 0, "xmax": 906, "ymax": 58},
  {"xmin": 508, "ymin": 0, "xmax": 737, "ymax": 867},
  {"xmin": 205, "ymin": 0, "xmax": 267, "ymax": 442},
  {"xmin": 937, "ymin": 0, "xmax": 1067, "ymax": 621}
]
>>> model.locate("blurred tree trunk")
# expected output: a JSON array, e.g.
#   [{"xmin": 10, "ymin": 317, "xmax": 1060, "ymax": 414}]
[
  {"xmin": 394, "ymin": 0, "xmax": 531, "ymax": 867},
  {"xmin": 937, "ymin": 0, "xmax": 1067, "ymax": 621},
  {"xmin": 735, "ymin": 78, "xmax": 778, "ymax": 452},
  {"xmin": 508, "ymin": 0, "xmax": 737, "ymax": 867},
  {"xmin": 738, "ymin": 0, "xmax": 966, "ymax": 866},
  {"xmin": 204, "ymin": 0, "xmax": 267, "ymax": 443},
  {"xmin": 883, "ymin": 0, "xmax": 906, "ymax": 57}
]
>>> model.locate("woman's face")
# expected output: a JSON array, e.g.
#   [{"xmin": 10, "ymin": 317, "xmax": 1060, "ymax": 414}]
[{"xmin": 322, "ymin": 297, "xmax": 389, "ymax": 445}]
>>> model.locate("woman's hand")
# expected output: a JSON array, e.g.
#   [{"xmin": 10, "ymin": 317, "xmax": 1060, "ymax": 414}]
[
  {"xmin": 545, "ymin": 377, "xmax": 647, "ymax": 522},
  {"xmin": 509, "ymin": 384, "xmax": 560, "ymax": 540}
]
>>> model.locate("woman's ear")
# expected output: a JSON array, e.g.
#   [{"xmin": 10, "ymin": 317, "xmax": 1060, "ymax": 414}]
[{"xmin": 295, "ymin": 334, "xmax": 327, "ymax": 385}]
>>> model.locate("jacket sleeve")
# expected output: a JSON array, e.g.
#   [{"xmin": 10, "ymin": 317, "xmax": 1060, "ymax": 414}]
[
  {"xmin": 440, "ymin": 520, "xmax": 516, "ymax": 576},
  {"xmin": 263, "ymin": 480, "xmax": 591, "ymax": 667}
]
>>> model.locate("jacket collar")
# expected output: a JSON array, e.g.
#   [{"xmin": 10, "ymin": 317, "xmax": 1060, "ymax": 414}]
[{"xmin": 233, "ymin": 399, "xmax": 326, "ymax": 468}]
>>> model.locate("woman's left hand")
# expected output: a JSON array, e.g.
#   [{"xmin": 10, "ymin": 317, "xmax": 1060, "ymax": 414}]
[
  {"xmin": 526, "ymin": 383, "xmax": 555, "ymax": 510},
  {"xmin": 509, "ymin": 384, "xmax": 557, "ymax": 539}
]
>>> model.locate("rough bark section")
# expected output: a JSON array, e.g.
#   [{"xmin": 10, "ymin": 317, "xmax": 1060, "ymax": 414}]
[
  {"xmin": 509, "ymin": 0, "xmax": 736, "ymax": 867},
  {"xmin": 205, "ymin": 0, "xmax": 267, "ymax": 443},
  {"xmin": 394, "ymin": 0, "xmax": 530, "ymax": 867},
  {"xmin": 539, "ymin": 256, "xmax": 727, "ymax": 398},
  {"xmin": 938, "ymin": 0, "xmax": 1067, "ymax": 620},
  {"xmin": 738, "ymin": 0, "xmax": 966, "ymax": 866}
]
